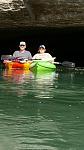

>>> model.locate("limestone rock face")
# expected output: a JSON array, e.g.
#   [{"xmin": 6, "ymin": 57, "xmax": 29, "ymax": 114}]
[
  {"xmin": 0, "ymin": 0, "xmax": 84, "ymax": 28},
  {"xmin": 0, "ymin": 0, "xmax": 24, "ymax": 11}
]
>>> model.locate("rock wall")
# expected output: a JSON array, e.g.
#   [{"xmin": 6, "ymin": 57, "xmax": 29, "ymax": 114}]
[{"xmin": 0, "ymin": 0, "xmax": 84, "ymax": 28}]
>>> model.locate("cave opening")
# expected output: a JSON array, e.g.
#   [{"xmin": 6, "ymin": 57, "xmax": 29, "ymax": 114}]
[{"xmin": 0, "ymin": 26, "xmax": 84, "ymax": 67}]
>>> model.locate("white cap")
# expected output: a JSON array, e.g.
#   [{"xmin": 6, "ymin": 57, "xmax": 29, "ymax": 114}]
[
  {"xmin": 39, "ymin": 45, "xmax": 45, "ymax": 49},
  {"xmin": 19, "ymin": 41, "xmax": 26, "ymax": 46}
]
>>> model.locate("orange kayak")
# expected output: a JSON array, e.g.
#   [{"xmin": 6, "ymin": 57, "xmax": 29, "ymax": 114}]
[{"xmin": 3, "ymin": 60, "xmax": 32, "ymax": 70}]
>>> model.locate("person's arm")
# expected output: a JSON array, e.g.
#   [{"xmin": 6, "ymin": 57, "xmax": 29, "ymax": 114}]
[
  {"xmin": 13, "ymin": 51, "xmax": 18, "ymax": 58},
  {"xmin": 44, "ymin": 53, "xmax": 56, "ymax": 62},
  {"xmin": 28, "ymin": 52, "xmax": 32, "ymax": 60},
  {"xmin": 32, "ymin": 54, "xmax": 40, "ymax": 60},
  {"xmin": 32, "ymin": 54, "xmax": 37, "ymax": 60}
]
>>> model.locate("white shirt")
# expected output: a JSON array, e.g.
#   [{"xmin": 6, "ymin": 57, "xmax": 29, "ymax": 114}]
[{"xmin": 32, "ymin": 53, "xmax": 54, "ymax": 61}]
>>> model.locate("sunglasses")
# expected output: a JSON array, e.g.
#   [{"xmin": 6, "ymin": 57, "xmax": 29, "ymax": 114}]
[{"xmin": 20, "ymin": 45, "xmax": 25, "ymax": 46}]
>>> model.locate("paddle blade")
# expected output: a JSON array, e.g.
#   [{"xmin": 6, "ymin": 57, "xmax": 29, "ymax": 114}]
[
  {"xmin": 61, "ymin": 61, "xmax": 75, "ymax": 68},
  {"xmin": 1, "ymin": 55, "xmax": 13, "ymax": 60}
]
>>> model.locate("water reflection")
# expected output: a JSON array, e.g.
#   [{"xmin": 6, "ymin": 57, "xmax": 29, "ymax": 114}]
[
  {"xmin": 32, "ymin": 71, "xmax": 59, "ymax": 99},
  {"xmin": 2, "ymin": 69, "xmax": 34, "ymax": 84},
  {"xmin": 2, "ymin": 69, "xmax": 58, "ymax": 98},
  {"xmin": 0, "ymin": 69, "xmax": 84, "ymax": 149}
]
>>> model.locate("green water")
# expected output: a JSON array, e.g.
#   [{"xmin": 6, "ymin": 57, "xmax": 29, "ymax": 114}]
[{"xmin": 0, "ymin": 68, "xmax": 84, "ymax": 150}]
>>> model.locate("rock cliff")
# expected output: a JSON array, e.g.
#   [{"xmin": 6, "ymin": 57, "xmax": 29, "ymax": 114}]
[{"xmin": 0, "ymin": 0, "xmax": 84, "ymax": 28}]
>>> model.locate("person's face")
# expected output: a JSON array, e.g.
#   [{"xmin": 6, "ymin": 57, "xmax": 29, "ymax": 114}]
[
  {"xmin": 19, "ymin": 45, "xmax": 26, "ymax": 50},
  {"xmin": 39, "ymin": 48, "xmax": 46, "ymax": 54}
]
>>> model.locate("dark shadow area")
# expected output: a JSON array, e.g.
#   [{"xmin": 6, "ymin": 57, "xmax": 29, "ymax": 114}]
[{"xmin": 0, "ymin": 26, "xmax": 84, "ymax": 67}]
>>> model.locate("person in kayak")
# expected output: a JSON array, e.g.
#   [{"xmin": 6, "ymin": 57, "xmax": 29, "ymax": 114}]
[
  {"xmin": 32, "ymin": 45, "xmax": 55, "ymax": 62},
  {"xmin": 13, "ymin": 41, "xmax": 32, "ymax": 60}
]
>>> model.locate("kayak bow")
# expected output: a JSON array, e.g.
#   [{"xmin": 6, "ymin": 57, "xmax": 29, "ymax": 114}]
[{"xmin": 30, "ymin": 60, "xmax": 56, "ymax": 73}]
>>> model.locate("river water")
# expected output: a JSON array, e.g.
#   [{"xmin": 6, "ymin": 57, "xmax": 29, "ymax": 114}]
[{"xmin": 0, "ymin": 68, "xmax": 84, "ymax": 150}]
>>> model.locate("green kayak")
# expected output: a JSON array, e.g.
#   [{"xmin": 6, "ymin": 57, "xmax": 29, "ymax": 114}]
[{"xmin": 30, "ymin": 60, "xmax": 56, "ymax": 73}]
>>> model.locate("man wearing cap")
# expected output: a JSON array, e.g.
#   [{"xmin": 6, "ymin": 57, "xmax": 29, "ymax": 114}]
[
  {"xmin": 13, "ymin": 41, "xmax": 32, "ymax": 60},
  {"xmin": 32, "ymin": 45, "xmax": 55, "ymax": 61}
]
